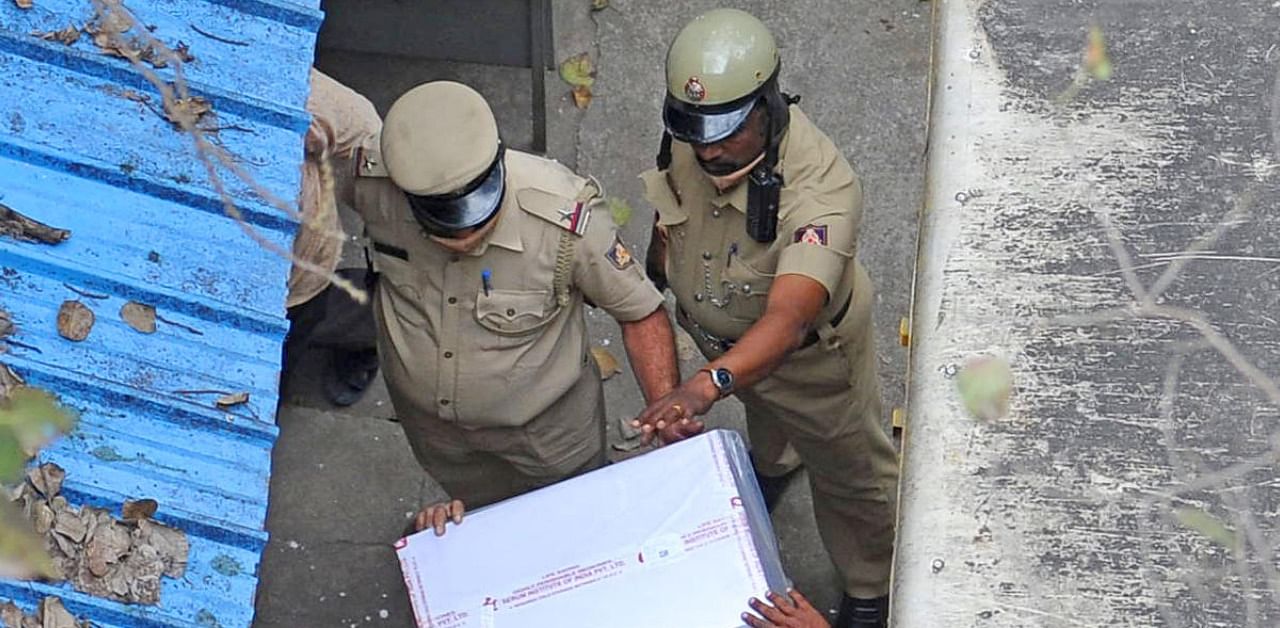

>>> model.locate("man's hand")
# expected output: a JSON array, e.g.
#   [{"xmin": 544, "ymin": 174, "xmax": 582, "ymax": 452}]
[
  {"xmin": 742, "ymin": 590, "xmax": 830, "ymax": 628},
  {"xmin": 631, "ymin": 374, "xmax": 715, "ymax": 445},
  {"xmin": 413, "ymin": 499, "xmax": 465, "ymax": 536}
]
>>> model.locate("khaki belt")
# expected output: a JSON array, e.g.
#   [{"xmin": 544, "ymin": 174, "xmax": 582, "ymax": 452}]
[{"xmin": 679, "ymin": 292, "xmax": 853, "ymax": 353}]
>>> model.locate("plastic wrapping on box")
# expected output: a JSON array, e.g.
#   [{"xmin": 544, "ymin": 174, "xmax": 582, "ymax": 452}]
[{"xmin": 395, "ymin": 430, "xmax": 789, "ymax": 628}]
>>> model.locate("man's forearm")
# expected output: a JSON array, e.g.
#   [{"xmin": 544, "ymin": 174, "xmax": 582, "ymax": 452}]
[
  {"xmin": 710, "ymin": 311, "xmax": 808, "ymax": 391},
  {"xmin": 619, "ymin": 306, "xmax": 681, "ymax": 403}
]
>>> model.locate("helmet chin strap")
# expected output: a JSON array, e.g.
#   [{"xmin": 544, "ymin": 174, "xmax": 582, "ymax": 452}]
[{"xmin": 708, "ymin": 152, "xmax": 766, "ymax": 191}]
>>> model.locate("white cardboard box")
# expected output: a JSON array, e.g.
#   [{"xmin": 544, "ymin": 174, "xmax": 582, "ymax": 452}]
[{"xmin": 395, "ymin": 430, "xmax": 789, "ymax": 628}]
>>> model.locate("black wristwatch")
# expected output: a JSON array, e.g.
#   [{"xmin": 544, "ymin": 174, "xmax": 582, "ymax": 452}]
[{"xmin": 700, "ymin": 367, "xmax": 735, "ymax": 399}]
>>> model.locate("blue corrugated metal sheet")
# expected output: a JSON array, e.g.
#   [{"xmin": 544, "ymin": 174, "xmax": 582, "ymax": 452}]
[{"xmin": 0, "ymin": 0, "xmax": 321, "ymax": 625}]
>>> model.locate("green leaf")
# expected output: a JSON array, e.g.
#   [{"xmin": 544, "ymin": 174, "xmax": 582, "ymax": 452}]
[
  {"xmin": 1084, "ymin": 25, "xmax": 1112, "ymax": 81},
  {"xmin": 955, "ymin": 356, "xmax": 1012, "ymax": 421},
  {"xmin": 606, "ymin": 197, "xmax": 634, "ymax": 227},
  {"xmin": 590, "ymin": 0, "xmax": 609, "ymax": 11},
  {"xmin": 1175, "ymin": 506, "xmax": 1237, "ymax": 548},
  {"xmin": 559, "ymin": 52, "xmax": 595, "ymax": 88},
  {"xmin": 0, "ymin": 388, "xmax": 77, "ymax": 467},
  {"xmin": 0, "ymin": 434, "xmax": 24, "ymax": 484}
]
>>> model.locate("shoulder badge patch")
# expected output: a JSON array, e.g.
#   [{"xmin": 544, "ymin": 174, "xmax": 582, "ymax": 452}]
[
  {"xmin": 793, "ymin": 224, "xmax": 829, "ymax": 246},
  {"xmin": 606, "ymin": 235, "xmax": 635, "ymax": 270}
]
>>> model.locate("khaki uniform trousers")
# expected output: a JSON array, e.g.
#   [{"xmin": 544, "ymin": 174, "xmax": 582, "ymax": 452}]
[
  {"xmin": 396, "ymin": 362, "xmax": 608, "ymax": 509},
  {"xmin": 684, "ymin": 270, "xmax": 899, "ymax": 599}
]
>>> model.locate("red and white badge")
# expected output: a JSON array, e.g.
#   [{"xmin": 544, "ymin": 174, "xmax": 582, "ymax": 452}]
[{"xmin": 793, "ymin": 224, "xmax": 829, "ymax": 246}]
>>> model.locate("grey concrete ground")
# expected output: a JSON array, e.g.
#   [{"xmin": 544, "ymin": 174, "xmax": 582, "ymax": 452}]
[{"xmin": 255, "ymin": 1, "xmax": 929, "ymax": 625}]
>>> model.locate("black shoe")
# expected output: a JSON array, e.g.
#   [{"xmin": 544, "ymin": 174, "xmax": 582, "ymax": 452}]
[
  {"xmin": 834, "ymin": 595, "xmax": 888, "ymax": 628},
  {"xmin": 751, "ymin": 458, "xmax": 803, "ymax": 512},
  {"xmin": 324, "ymin": 348, "xmax": 379, "ymax": 407}
]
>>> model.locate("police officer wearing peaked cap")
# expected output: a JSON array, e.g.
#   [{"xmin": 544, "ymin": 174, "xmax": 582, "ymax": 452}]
[
  {"xmin": 353, "ymin": 81, "xmax": 681, "ymax": 512},
  {"xmin": 634, "ymin": 10, "xmax": 900, "ymax": 627}
]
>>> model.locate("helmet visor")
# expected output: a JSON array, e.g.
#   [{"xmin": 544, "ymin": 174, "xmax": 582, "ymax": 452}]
[
  {"xmin": 663, "ymin": 93, "xmax": 757, "ymax": 145},
  {"xmin": 405, "ymin": 146, "xmax": 506, "ymax": 236}
]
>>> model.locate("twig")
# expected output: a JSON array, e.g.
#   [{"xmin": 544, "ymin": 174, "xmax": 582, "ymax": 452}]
[
  {"xmin": 1146, "ymin": 190, "xmax": 1253, "ymax": 303},
  {"xmin": 1233, "ymin": 486, "xmax": 1280, "ymax": 605},
  {"xmin": 1093, "ymin": 205, "xmax": 1149, "ymax": 303},
  {"xmin": 1141, "ymin": 304, "xmax": 1280, "ymax": 409},
  {"xmin": 90, "ymin": 0, "xmax": 367, "ymax": 305},
  {"xmin": 203, "ymin": 124, "xmax": 256, "ymax": 135},
  {"xmin": 2, "ymin": 339, "xmax": 42, "ymax": 354},
  {"xmin": 188, "ymin": 24, "xmax": 249, "ymax": 47},
  {"xmin": 171, "ymin": 388, "xmax": 232, "ymax": 396},
  {"xmin": 155, "ymin": 314, "xmax": 203, "ymax": 336},
  {"xmin": 0, "ymin": 202, "xmax": 71, "ymax": 244},
  {"xmin": 1222, "ymin": 492, "xmax": 1259, "ymax": 627},
  {"xmin": 62, "ymin": 283, "xmax": 109, "ymax": 300}
]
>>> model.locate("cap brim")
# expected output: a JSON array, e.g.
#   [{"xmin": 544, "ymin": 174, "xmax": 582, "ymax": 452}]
[
  {"xmin": 663, "ymin": 94, "xmax": 756, "ymax": 145},
  {"xmin": 406, "ymin": 156, "xmax": 506, "ymax": 232}
]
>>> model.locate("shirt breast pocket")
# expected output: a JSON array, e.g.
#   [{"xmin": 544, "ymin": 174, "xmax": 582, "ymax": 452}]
[
  {"xmin": 474, "ymin": 289, "xmax": 559, "ymax": 348},
  {"xmin": 374, "ymin": 251, "xmax": 430, "ymax": 329},
  {"xmin": 722, "ymin": 252, "xmax": 775, "ymax": 324}
]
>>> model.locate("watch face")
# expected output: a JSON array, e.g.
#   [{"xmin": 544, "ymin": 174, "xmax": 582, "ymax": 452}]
[{"xmin": 713, "ymin": 368, "xmax": 734, "ymax": 392}]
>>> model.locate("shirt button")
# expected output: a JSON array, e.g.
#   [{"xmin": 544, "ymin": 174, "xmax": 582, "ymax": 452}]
[
  {"xmin": 448, "ymin": 297, "xmax": 458, "ymax": 305},
  {"xmin": 701, "ymin": 251, "xmax": 712, "ymax": 260},
  {"xmin": 711, "ymin": 209, "xmax": 721, "ymax": 218},
  {"xmin": 742, "ymin": 284, "xmax": 753, "ymax": 294},
  {"xmin": 444, "ymin": 351, "xmax": 454, "ymax": 359},
  {"xmin": 506, "ymin": 308, "xmax": 516, "ymax": 316},
  {"xmin": 440, "ymin": 399, "xmax": 450, "ymax": 406},
  {"xmin": 694, "ymin": 293, "xmax": 704, "ymax": 302}
]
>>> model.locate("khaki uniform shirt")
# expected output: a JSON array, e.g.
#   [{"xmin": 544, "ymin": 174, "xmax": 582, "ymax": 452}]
[
  {"xmin": 355, "ymin": 148, "xmax": 663, "ymax": 429},
  {"xmin": 641, "ymin": 106, "xmax": 870, "ymax": 344},
  {"xmin": 287, "ymin": 70, "xmax": 381, "ymax": 308}
]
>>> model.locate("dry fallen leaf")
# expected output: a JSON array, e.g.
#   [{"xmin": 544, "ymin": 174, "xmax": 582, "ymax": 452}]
[
  {"xmin": 215, "ymin": 392, "xmax": 249, "ymax": 409},
  {"xmin": 174, "ymin": 41, "xmax": 195, "ymax": 63},
  {"xmin": 84, "ymin": 522, "xmax": 129, "ymax": 577},
  {"xmin": 0, "ymin": 602, "xmax": 22, "ymax": 627},
  {"xmin": 137, "ymin": 519, "xmax": 188, "ymax": 578},
  {"xmin": 39, "ymin": 597, "xmax": 78, "ymax": 628},
  {"xmin": 590, "ymin": 347, "xmax": 620, "ymax": 380},
  {"xmin": 121, "ymin": 499, "xmax": 157, "ymax": 521},
  {"xmin": 119, "ymin": 302, "xmax": 156, "ymax": 334},
  {"xmin": 32, "ymin": 502, "xmax": 54, "ymax": 536},
  {"xmin": 0, "ymin": 364, "xmax": 24, "ymax": 399},
  {"xmin": 36, "ymin": 25, "xmax": 83, "ymax": 46},
  {"xmin": 56, "ymin": 301, "xmax": 94, "ymax": 342},
  {"xmin": 27, "ymin": 463, "xmax": 65, "ymax": 499},
  {"xmin": 590, "ymin": 0, "xmax": 608, "ymax": 10},
  {"xmin": 571, "ymin": 84, "xmax": 593, "ymax": 109},
  {"xmin": 0, "ymin": 310, "xmax": 13, "ymax": 343},
  {"xmin": 52, "ymin": 509, "xmax": 86, "ymax": 544},
  {"xmin": 164, "ymin": 97, "xmax": 211, "ymax": 130}
]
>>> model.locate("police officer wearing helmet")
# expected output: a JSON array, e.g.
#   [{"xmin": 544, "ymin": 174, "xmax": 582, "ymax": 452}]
[
  {"xmin": 354, "ymin": 81, "xmax": 680, "ymax": 513},
  {"xmin": 634, "ymin": 10, "xmax": 899, "ymax": 627}
]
